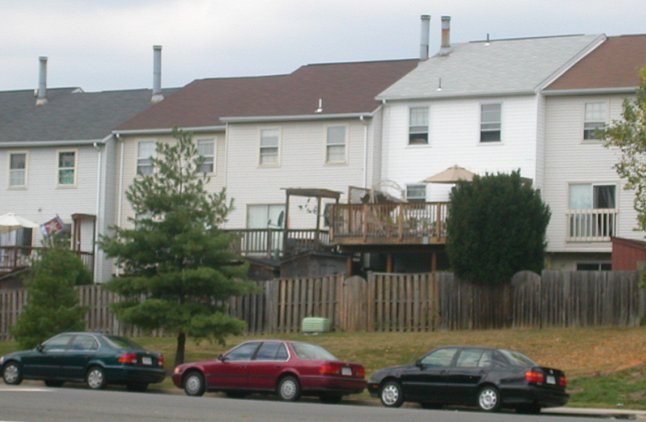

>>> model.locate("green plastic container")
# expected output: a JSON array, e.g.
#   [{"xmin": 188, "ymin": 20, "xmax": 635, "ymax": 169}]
[{"xmin": 301, "ymin": 317, "xmax": 331, "ymax": 334}]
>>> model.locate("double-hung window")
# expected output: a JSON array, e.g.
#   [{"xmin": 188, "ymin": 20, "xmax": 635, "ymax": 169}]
[
  {"xmin": 583, "ymin": 102, "xmax": 607, "ymax": 140},
  {"xmin": 480, "ymin": 103, "xmax": 502, "ymax": 142},
  {"xmin": 9, "ymin": 152, "xmax": 27, "ymax": 188},
  {"xmin": 58, "ymin": 151, "xmax": 76, "ymax": 186},
  {"xmin": 409, "ymin": 107, "xmax": 429, "ymax": 145},
  {"xmin": 197, "ymin": 139, "xmax": 215, "ymax": 173},
  {"xmin": 260, "ymin": 129, "xmax": 279, "ymax": 166},
  {"xmin": 137, "ymin": 141, "xmax": 156, "ymax": 176},
  {"xmin": 326, "ymin": 126, "xmax": 346, "ymax": 163}
]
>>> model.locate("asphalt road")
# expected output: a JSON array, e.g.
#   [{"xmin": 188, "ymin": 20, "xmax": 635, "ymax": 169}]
[{"xmin": 0, "ymin": 386, "xmax": 638, "ymax": 422}]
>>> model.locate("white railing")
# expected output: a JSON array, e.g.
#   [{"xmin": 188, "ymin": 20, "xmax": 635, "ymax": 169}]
[{"xmin": 566, "ymin": 209, "xmax": 618, "ymax": 242}]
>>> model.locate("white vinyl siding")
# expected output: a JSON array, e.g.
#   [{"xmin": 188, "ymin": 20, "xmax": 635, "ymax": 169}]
[
  {"xmin": 260, "ymin": 129, "xmax": 280, "ymax": 166},
  {"xmin": 9, "ymin": 152, "xmax": 27, "ymax": 188},
  {"xmin": 409, "ymin": 107, "xmax": 429, "ymax": 145},
  {"xmin": 326, "ymin": 126, "xmax": 346, "ymax": 163},
  {"xmin": 57, "ymin": 150, "xmax": 77, "ymax": 186},
  {"xmin": 137, "ymin": 141, "xmax": 156, "ymax": 176},
  {"xmin": 480, "ymin": 103, "xmax": 502, "ymax": 142},
  {"xmin": 583, "ymin": 102, "xmax": 607, "ymax": 141},
  {"xmin": 197, "ymin": 138, "xmax": 215, "ymax": 173}
]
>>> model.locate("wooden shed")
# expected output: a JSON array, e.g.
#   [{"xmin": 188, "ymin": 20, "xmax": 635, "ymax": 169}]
[{"xmin": 611, "ymin": 237, "xmax": 646, "ymax": 270}]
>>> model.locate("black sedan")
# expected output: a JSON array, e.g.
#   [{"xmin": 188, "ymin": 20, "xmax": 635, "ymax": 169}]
[
  {"xmin": 368, "ymin": 346, "xmax": 568, "ymax": 413},
  {"xmin": 0, "ymin": 332, "xmax": 165, "ymax": 391}
]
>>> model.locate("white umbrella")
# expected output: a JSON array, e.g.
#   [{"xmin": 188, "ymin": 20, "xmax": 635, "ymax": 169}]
[
  {"xmin": 422, "ymin": 165, "xmax": 475, "ymax": 184},
  {"xmin": 0, "ymin": 213, "xmax": 39, "ymax": 234}
]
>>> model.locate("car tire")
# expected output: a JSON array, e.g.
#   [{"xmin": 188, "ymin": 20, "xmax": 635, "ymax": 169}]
[
  {"xmin": 44, "ymin": 380, "xmax": 64, "ymax": 387},
  {"xmin": 277, "ymin": 375, "xmax": 301, "ymax": 402},
  {"xmin": 2, "ymin": 361, "xmax": 23, "ymax": 385},
  {"xmin": 319, "ymin": 394, "xmax": 342, "ymax": 404},
  {"xmin": 183, "ymin": 371, "xmax": 206, "ymax": 397},
  {"xmin": 86, "ymin": 366, "xmax": 107, "ymax": 390},
  {"xmin": 379, "ymin": 380, "xmax": 404, "ymax": 408},
  {"xmin": 126, "ymin": 383, "xmax": 149, "ymax": 392},
  {"xmin": 477, "ymin": 385, "xmax": 501, "ymax": 412}
]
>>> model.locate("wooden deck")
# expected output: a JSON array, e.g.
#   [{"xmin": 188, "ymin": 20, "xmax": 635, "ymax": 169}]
[
  {"xmin": 0, "ymin": 246, "xmax": 94, "ymax": 276},
  {"xmin": 226, "ymin": 229, "xmax": 331, "ymax": 258},
  {"xmin": 329, "ymin": 202, "xmax": 449, "ymax": 245}
]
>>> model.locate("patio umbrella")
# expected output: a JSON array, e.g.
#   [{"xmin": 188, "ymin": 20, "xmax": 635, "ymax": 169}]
[
  {"xmin": 0, "ymin": 213, "xmax": 39, "ymax": 234},
  {"xmin": 422, "ymin": 165, "xmax": 475, "ymax": 184}
]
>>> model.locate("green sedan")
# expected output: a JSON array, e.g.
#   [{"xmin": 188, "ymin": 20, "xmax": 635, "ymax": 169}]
[{"xmin": 0, "ymin": 332, "xmax": 165, "ymax": 391}]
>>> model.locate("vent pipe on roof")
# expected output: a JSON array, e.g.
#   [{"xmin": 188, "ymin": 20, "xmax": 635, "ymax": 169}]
[
  {"xmin": 36, "ymin": 56, "xmax": 48, "ymax": 106},
  {"xmin": 420, "ymin": 15, "xmax": 431, "ymax": 60},
  {"xmin": 151, "ymin": 45, "xmax": 164, "ymax": 103},
  {"xmin": 439, "ymin": 16, "xmax": 452, "ymax": 56}
]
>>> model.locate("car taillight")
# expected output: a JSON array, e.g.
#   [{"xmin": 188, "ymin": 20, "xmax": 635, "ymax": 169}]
[
  {"xmin": 158, "ymin": 354, "xmax": 165, "ymax": 367},
  {"xmin": 356, "ymin": 366, "xmax": 366, "ymax": 378},
  {"xmin": 118, "ymin": 353, "xmax": 138, "ymax": 364},
  {"xmin": 559, "ymin": 376, "xmax": 568, "ymax": 387},
  {"xmin": 525, "ymin": 371, "xmax": 545, "ymax": 384},
  {"xmin": 319, "ymin": 363, "xmax": 341, "ymax": 376}
]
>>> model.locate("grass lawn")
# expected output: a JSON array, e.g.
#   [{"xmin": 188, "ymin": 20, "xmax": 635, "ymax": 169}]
[{"xmin": 1, "ymin": 326, "xmax": 645, "ymax": 410}]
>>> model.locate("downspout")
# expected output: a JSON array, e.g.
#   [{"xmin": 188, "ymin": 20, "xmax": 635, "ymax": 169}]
[
  {"xmin": 93, "ymin": 138, "xmax": 108, "ymax": 282},
  {"xmin": 361, "ymin": 115, "xmax": 369, "ymax": 188},
  {"xmin": 117, "ymin": 136, "xmax": 124, "ymax": 229}
]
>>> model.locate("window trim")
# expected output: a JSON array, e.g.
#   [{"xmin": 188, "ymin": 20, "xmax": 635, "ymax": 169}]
[
  {"xmin": 259, "ymin": 128, "xmax": 281, "ymax": 167},
  {"xmin": 8, "ymin": 150, "xmax": 28, "ymax": 189},
  {"xmin": 480, "ymin": 102, "xmax": 502, "ymax": 143},
  {"xmin": 325, "ymin": 125, "xmax": 348, "ymax": 164},
  {"xmin": 583, "ymin": 101, "xmax": 608, "ymax": 142},
  {"xmin": 197, "ymin": 138, "xmax": 216, "ymax": 174},
  {"xmin": 136, "ymin": 140, "xmax": 156, "ymax": 176},
  {"xmin": 408, "ymin": 106, "xmax": 430, "ymax": 145},
  {"xmin": 56, "ymin": 149, "xmax": 78, "ymax": 187}
]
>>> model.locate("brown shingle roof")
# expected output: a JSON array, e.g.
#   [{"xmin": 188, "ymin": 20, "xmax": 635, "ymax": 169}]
[
  {"xmin": 546, "ymin": 34, "xmax": 646, "ymax": 91},
  {"xmin": 118, "ymin": 59, "xmax": 418, "ymax": 131}
]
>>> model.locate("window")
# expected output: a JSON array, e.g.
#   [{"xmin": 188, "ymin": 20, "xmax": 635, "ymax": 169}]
[
  {"xmin": 247, "ymin": 204, "xmax": 285, "ymax": 229},
  {"xmin": 260, "ymin": 129, "xmax": 279, "ymax": 165},
  {"xmin": 137, "ymin": 141, "xmax": 156, "ymax": 176},
  {"xmin": 456, "ymin": 349, "xmax": 493, "ymax": 368},
  {"xmin": 569, "ymin": 184, "xmax": 616, "ymax": 210},
  {"xmin": 420, "ymin": 347, "xmax": 457, "ymax": 367},
  {"xmin": 9, "ymin": 152, "xmax": 27, "ymax": 188},
  {"xmin": 409, "ymin": 107, "xmax": 429, "ymax": 145},
  {"xmin": 326, "ymin": 126, "xmax": 346, "ymax": 163},
  {"xmin": 577, "ymin": 262, "xmax": 611, "ymax": 271},
  {"xmin": 569, "ymin": 183, "xmax": 616, "ymax": 239},
  {"xmin": 480, "ymin": 103, "xmax": 501, "ymax": 142},
  {"xmin": 69, "ymin": 335, "xmax": 99, "ymax": 351},
  {"xmin": 197, "ymin": 139, "xmax": 215, "ymax": 173},
  {"xmin": 42, "ymin": 334, "xmax": 73, "ymax": 352},
  {"xmin": 58, "ymin": 151, "xmax": 76, "ymax": 185},
  {"xmin": 584, "ymin": 102, "xmax": 607, "ymax": 140},
  {"xmin": 225, "ymin": 342, "xmax": 260, "ymax": 361},
  {"xmin": 406, "ymin": 184, "xmax": 426, "ymax": 202},
  {"xmin": 255, "ymin": 342, "xmax": 288, "ymax": 361}
]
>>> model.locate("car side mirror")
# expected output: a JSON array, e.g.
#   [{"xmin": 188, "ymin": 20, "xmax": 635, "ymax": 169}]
[
  {"xmin": 218, "ymin": 354, "xmax": 227, "ymax": 362},
  {"xmin": 36, "ymin": 344, "xmax": 44, "ymax": 352},
  {"xmin": 415, "ymin": 359, "xmax": 425, "ymax": 369}
]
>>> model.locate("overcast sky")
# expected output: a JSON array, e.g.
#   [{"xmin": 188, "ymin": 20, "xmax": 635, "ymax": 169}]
[{"xmin": 2, "ymin": 0, "xmax": 645, "ymax": 92}]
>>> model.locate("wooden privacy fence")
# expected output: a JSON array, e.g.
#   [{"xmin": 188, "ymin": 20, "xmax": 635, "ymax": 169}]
[{"xmin": 1, "ymin": 271, "xmax": 645, "ymax": 339}]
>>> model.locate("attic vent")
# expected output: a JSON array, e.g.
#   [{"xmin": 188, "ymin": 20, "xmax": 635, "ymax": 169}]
[{"xmin": 315, "ymin": 98, "xmax": 323, "ymax": 113}]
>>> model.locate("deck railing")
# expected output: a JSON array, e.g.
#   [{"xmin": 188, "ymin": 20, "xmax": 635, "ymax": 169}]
[
  {"xmin": 226, "ymin": 229, "xmax": 330, "ymax": 258},
  {"xmin": 0, "ymin": 246, "xmax": 94, "ymax": 275},
  {"xmin": 329, "ymin": 202, "xmax": 449, "ymax": 245},
  {"xmin": 566, "ymin": 208, "xmax": 618, "ymax": 242}
]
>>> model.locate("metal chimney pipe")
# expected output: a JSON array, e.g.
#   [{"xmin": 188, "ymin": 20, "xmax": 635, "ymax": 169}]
[
  {"xmin": 440, "ymin": 16, "xmax": 452, "ymax": 55},
  {"xmin": 36, "ymin": 56, "xmax": 48, "ymax": 106},
  {"xmin": 151, "ymin": 45, "xmax": 163, "ymax": 103},
  {"xmin": 420, "ymin": 15, "xmax": 431, "ymax": 60}
]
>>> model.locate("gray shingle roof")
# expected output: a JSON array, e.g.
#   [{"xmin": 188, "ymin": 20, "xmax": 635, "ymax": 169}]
[
  {"xmin": 0, "ymin": 88, "xmax": 176, "ymax": 144},
  {"xmin": 378, "ymin": 34, "xmax": 604, "ymax": 101}
]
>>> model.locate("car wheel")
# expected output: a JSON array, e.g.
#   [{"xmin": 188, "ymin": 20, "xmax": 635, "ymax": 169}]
[
  {"xmin": 516, "ymin": 404, "xmax": 541, "ymax": 414},
  {"xmin": 477, "ymin": 385, "xmax": 501, "ymax": 412},
  {"xmin": 379, "ymin": 380, "xmax": 404, "ymax": 408},
  {"xmin": 126, "ymin": 383, "xmax": 148, "ymax": 392},
  {"xmin": 2, "ymin": 362, "xmax": 23, "ymax": 385},
  {"xmin": 44, "ymin": 380, "xmax": 64, "ymax": 387},
  {"xmin": 319, "ymin": 394, "xmax": 342, "ymax": 404},
  {"xmin": 86, "ymin": 366, "xmax": 107, "ymax": 390},
  {"xmin": 277, "ymin": 376, "xmax": 301, "ymax": 402},
  {"xmin": 183, "ymin": 371, "xmax": 206, "ymax": 397}
]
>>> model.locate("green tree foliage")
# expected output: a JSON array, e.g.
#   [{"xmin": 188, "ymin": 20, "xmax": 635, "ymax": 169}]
[
  {"xmin": 601, "ymin": 66, "xmax": 646, "ymax": 233},
  {"xmin": 445, "ymin": 171, "xmax": 551, "ymax": 285},
  {"xmin": 11, "ymin": 234, "xmax": 90, "ymax": 349},
  {"xmin": 99, "ymin": 129, "xmax": 253, "ymax": 366}
]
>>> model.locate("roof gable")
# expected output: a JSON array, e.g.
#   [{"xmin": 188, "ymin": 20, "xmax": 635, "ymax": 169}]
[
  {"xmin": 379, "ymin": 34, "xmax": 603, "ymax": 101},
  {"xmin": 117, "ymin": 59, "xmax": 419, "ymax": 131},
  {"xmin": 545, "ymin": 34, "xmax": 646, "ymax": 91}
]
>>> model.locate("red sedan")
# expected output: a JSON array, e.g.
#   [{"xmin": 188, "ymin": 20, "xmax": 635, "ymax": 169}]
[{"xmin": 172, "ymin": 340, "xmax": 366, "ymax": 403}]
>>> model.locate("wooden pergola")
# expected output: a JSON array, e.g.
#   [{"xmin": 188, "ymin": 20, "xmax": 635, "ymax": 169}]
[{"xmin": 282, "ymin": 188, "xmax": 341, "ymax": 248}]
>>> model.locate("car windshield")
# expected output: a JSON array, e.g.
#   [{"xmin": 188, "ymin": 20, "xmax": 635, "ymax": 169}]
[
  {"xmin": 105, "ymin": 335, "xmax": 144, "ymax": 351},
  {"xmin": 292, "ymin": 342, "xmax": 338, "ymax": 361},
  {"xmin": 499, "ymin": 349, "xmax": 537, "ymax": 367}
]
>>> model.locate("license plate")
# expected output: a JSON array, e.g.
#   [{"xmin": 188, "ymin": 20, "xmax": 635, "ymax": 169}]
[
  {"xmin": 142, "ymin": 357, "xmax": 152, "ymax": 365},
  {"xmin": 546, "ymin": 375, "xmax": 556, "ymax": 384},
  {"xmin": 341, "ymin": 367, "xmax": 352, "ymax": 376}
]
